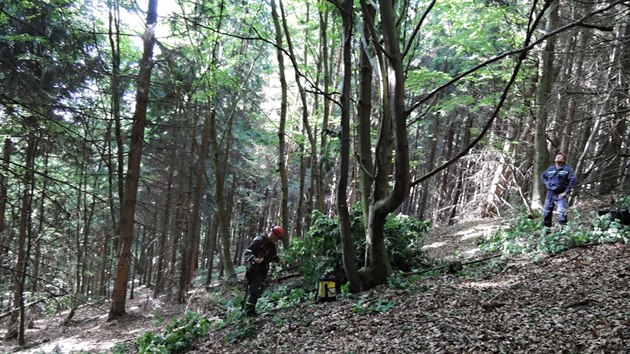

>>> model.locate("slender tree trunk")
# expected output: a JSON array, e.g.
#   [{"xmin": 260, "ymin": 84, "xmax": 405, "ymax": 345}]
[
  {"xmin": 447, "ymin": 116, "xmax": 473, "ymax": 223},
  {"xmin": 209, "ymin": 107, "xmax": 236, "ymax": 279},
  {"xmin": 278, "ymin": 0, "xmax": 318, "ymax": 221},
  {"xmin": 360, "ymin": 0, "xmax": 411, "ymax": 288},
  {"xmin": 436, "ymin": 123, "xmax": 455, "ymax": 223},
  {"xmin": 316, "ymin": 5, "xmax": 331, "ymax": 213},
  {"xmin": 154, "ymin": 169, "xmax": 173, "ymax": 296},
  {"xmin": 108, "ymin": 0, "xmax": 157, "ymax": 320},
  {"xmin": 107, "ymin": 0, "xmax": 123, "ymax": 234},
  {"xmin": 7, "ymin": 133, "xmax": 36, "ymax": 344},
  {"xmin": 357, "ymin": 0, "xmax": 375, "ymax": 250},
  {"xmin": 336, "ymin": 0, "xmax": 362, "ymax": 294},
  {"xmin": 205, "ymin": 216, "xmax": 218, "ymax": 286},
  {"xmin": 532, "ymin": 1, "xmax": 559, "ymax": 209},
  {"xmin": 270, "ymin": 0, "xmax": 290, "ymax": 246},
  {"xmin": 167, "ymin": 190, "xmax": 184, "ymax": 296},
  {"xmin": 597, "ymin": 22, "xmax": 629, "ymax": 195},
  {"xmin": 179, "ymin": 112, "xmax": 211, "ymax": 302},
  {"xmin": 0, "ymin": 139, "xmax": 12, "ymax": 270},
  {"xmin": 418, "ymin": 117, "xmax": 439, "ymax": 220}
]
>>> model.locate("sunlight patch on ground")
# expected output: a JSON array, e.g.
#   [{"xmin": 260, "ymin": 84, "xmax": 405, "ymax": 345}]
[
  {"xmin": 459, "ymin": 280, "xmax": 513, "ymax": 289},
  {"xmin": 454, "ymin": 224, "xmax": 497, "ymax": 241},
  {"xmin": 463, "ymin": 248, "xmax": 480, "ymax": 257},
  {"xmin": 21, "ymin": 337, "xmax": 119, "ymax": 353},
  {"xmin": 423, "ymin": 241, "xmax": 446, "ymax": 249}
]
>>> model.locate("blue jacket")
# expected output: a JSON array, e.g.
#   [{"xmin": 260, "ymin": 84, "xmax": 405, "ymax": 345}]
[{"xmin": 541, "ymin": 164, "xmax": 577, "ymax": 194}]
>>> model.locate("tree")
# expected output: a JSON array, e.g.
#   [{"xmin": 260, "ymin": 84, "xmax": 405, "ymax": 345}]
[
  {"xmin": 270, "ymin": 0, "xmax": 290, "ymax": 247},
  {"xmin": 334, "ymin": 0, "xmax": 363, "ymax": 293},
  {"xmin": 108, "ymin": 0, "xmax": 158, "ymax": 320},
  {"xmin": 532, "ymin": 0, "xmax": 559, "ymax": 209}
]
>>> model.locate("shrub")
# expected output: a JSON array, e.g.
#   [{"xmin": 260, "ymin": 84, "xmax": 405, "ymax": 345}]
[
  {"xmin": 480, "ymin": 209, "xmax": 630, "ymax": 260},
  {"xmin": 284, "ymin": 203, "xmax": 431, "ymax": 286},
  {"xmin": 136, "ymin": 312, "xmax": 211, "ymax": 354}
]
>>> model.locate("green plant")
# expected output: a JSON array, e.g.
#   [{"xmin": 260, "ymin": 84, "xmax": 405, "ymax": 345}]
[
  {"xmin": 255, "ymin": 284, "xmax": 313, "ymax": 314},
  {"xmin": 285, "ymin": 204, "xmax": 431, "ymax": 286},
  {"xmin": 135, "ymin": 312, "xmax": 211, "ymax": 354},
  {"xmin": 480, "ymin": 209, "xmax": 630, "ymax": 260},
  {"xmin": 223, "ymin": 319, "xmax": 257, "ymax": 343},
  {"xmin": 384, "ymin": 214, "xmax": 432, "ymax": 271},
  {"xmin": 111, "ymin": 343, "xmax": 127, "ymax": 354},
  {"xmin": 352, "ymin": 294, "xmax": 396, "ymax": 315}
]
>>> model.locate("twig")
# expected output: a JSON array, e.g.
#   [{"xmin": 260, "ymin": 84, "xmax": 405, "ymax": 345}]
[{"xmin": 403, "ymin": 254, "xmax": 502, "ymax": 277}]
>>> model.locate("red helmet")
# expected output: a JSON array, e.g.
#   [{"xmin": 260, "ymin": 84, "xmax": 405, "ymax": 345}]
[{"xmin": 271, "ymin": 225, "xmax": 285, "ymax": 239}]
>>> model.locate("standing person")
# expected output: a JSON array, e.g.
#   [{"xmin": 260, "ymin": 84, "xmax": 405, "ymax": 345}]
[
  {"xmin": 541, "ymin": 152, "xmax": 577, "ymax": 227},
  {"xmin": 243, "ymin": 225, "xmax": 285, "ymax": 317}
]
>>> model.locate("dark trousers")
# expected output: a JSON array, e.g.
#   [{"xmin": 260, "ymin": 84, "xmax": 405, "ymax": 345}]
[
  {"xmin": 543, "ymin": 191, "xmax": 568, "ymax": 227},
  {"xmin": 245, "ymin": 269, "xmax": 266, "ymax": 314}
]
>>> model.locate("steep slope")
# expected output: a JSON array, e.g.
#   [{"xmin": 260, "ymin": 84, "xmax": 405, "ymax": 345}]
[
  {"xmin": 2, "ymin": 217, "xmax": 628, "ymax": 353},
  {"xmin": 194, "ymin": 244, "xmax": 629, "ymax": 353}
]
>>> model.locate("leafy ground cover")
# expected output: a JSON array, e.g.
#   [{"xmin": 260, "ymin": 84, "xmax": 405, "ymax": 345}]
[{"xmin": 1, "ymin": 214, "xmax": 629, "ymax": 353}]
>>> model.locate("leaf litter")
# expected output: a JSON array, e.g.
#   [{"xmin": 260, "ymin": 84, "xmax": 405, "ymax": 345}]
[{"xmin": 1, "ymin": 218, "xmax": 628, "ymax": 353}]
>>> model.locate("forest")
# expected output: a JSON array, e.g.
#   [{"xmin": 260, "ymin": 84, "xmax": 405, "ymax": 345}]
[{"xmin": 1, "ymin": 0, "xmax": 629, "ymax": 351}]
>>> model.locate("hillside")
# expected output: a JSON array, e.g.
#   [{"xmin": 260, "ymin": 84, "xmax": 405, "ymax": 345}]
[{"xmin": 1, "ymin": 217, "xmax": 629, "ymax": 353}]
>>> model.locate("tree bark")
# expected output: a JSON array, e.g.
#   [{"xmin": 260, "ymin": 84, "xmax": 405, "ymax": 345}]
[
  {"xmin": 154, "ymin": 168, "xmax": 173, "ymax": 296},
  {"xmin": 336, "ymin": 0, "xmax": 363, "ymax": 294},
  {"xmin": 209, "ymin": 106, "xmax": 236, "ymax": 279},
  {"xmin": 108, "ymin": 0, "xmax": 157, "ymax": 320},
  {"xmin": 0, "ymin": 138, "xmax": 11, "ymax": 269},
  {"xmin": 360, "ymin": 0, "xmax": 411, "ymax": 288},
  {"xmin": 357, "ymin": 0, "xmax": 375, "ymax": 255},
  {"xmin": 597, "ymin": 22, "xmax": 629, "ymax": 195},
  {"xmin": 7, "ymin": 133, "xmax": 35, "ymax": 344},
  {"xmin": 270, "ymin": 0, "xmax": 290, "ymax": 247},
  {"xmin": 179, "ymin": 111, "xmax": 211, "ymax": 302},
  {"xmin": 532, "ymin": 0, "xmax": 559, "ymax": 209}
]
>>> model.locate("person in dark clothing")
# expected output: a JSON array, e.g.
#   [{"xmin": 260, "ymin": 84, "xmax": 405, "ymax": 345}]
[
  {"xmin": 243, "ymin": 225, "xmax": 285, "ymax": 317},
  {"xmin": 541, "ymin": 152, "xmax": 577, "ymax": 227}
]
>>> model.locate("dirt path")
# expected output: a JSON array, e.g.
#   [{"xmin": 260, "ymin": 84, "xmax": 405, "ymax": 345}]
[
  {"xmin": 0, "ymin": 286, "xmax": 187, "ymax": 353},
  {"xmin": 422, "ymin": 217, "xmax": 505, "ymax": 262}
]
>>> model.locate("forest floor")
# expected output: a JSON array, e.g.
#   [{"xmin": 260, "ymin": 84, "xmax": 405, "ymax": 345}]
[{"xmin": 1, "ymin": 213, "xmax": 629, "ymax": 353}]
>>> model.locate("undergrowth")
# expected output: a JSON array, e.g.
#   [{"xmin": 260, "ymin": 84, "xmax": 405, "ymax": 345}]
[
  {"xmin": 126, "ymin": 207, "xmax": 630, "ymax": 351},
  {"xmin": 480, "ymin": 209, "xmax": 630, "ymax": 260},
  {"xmin": 133, "ymin": 311, "xmax": 211, "ymax": 354}
]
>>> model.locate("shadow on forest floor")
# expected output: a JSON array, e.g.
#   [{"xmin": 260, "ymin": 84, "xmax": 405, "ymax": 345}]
[{"xmin": 1, "ymin": 209, "xmax": 629, "ymax": 353}]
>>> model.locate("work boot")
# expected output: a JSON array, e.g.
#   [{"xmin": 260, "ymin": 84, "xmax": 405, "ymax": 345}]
[{"xmin": 245, "ymin": 303, "xmax": 257, "ymax": 317}]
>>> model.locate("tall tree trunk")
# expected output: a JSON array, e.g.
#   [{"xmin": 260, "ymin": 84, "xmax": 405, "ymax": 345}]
[
  {"xmin": 31, "ymin": 150, "xmax": 48, "ymax": 293},
  {"xmin": 179, "ymin": 112, "xmax": 211, "ymax": 302},
  {"xmin": 278, "ymin": 0, "xmax": 318, "ymax": 221},
  {"xmin": 619, "ymin": 22, "xmax": 630, "ymax": 193},
  {"xmin": 336, "ymin": 0, "xmax": 362, "ymax": 294},
  {"xmin": 154, "ymin": 168, "xmax": 173, "ymax": 296},
  {"xmin": 532, "ymin": 0, "xmax": 559, "ymax": 209},
  {"xmin": 209, "ymin": 107, "xmax": 236, "ymax": 279},
  {"xmin": 357, "ymin": 0, "xmax": 375, "ymax": 256},
  {"xmin": 597, "ymin": 22, "xmax": 629, "ymax": 195},
  {"xmin": 108, "ymin": 0, "xmax": 157, "ymax": 320},
  {"xmin": 204, "ymin": 215, "xmax": 219, "ymax": 286},
  {"xmin": 270, "ymin": 0, "xmax": 290, "ymax": 246},
  {"xmin": 7, "ymin": 133, "xmax": 36, "ymax": 344},
  {"xmin": 418, "ymin": 116, "xmax": 439, "ymax": 220},
  {"xmin": 447, "ymin": 116, "xmax": 473, "ymax": 223},
  {"xmin": 316, "ymin": 5, "xmax": 331, "ymax": 213},
  {"xmin": 360, "ymin": 0, "xmax": 411, "ymax": 288},
  {"xmin": 436, "ymin": 123, "xmax": 455, "ymax": 223},
  {"xmin": 107, "ymin": 0, "xmax": 124, "ymax": 233},
  {"xmin": 0, "ymin": 138, "xmax": 12, "ymax": 269}
]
